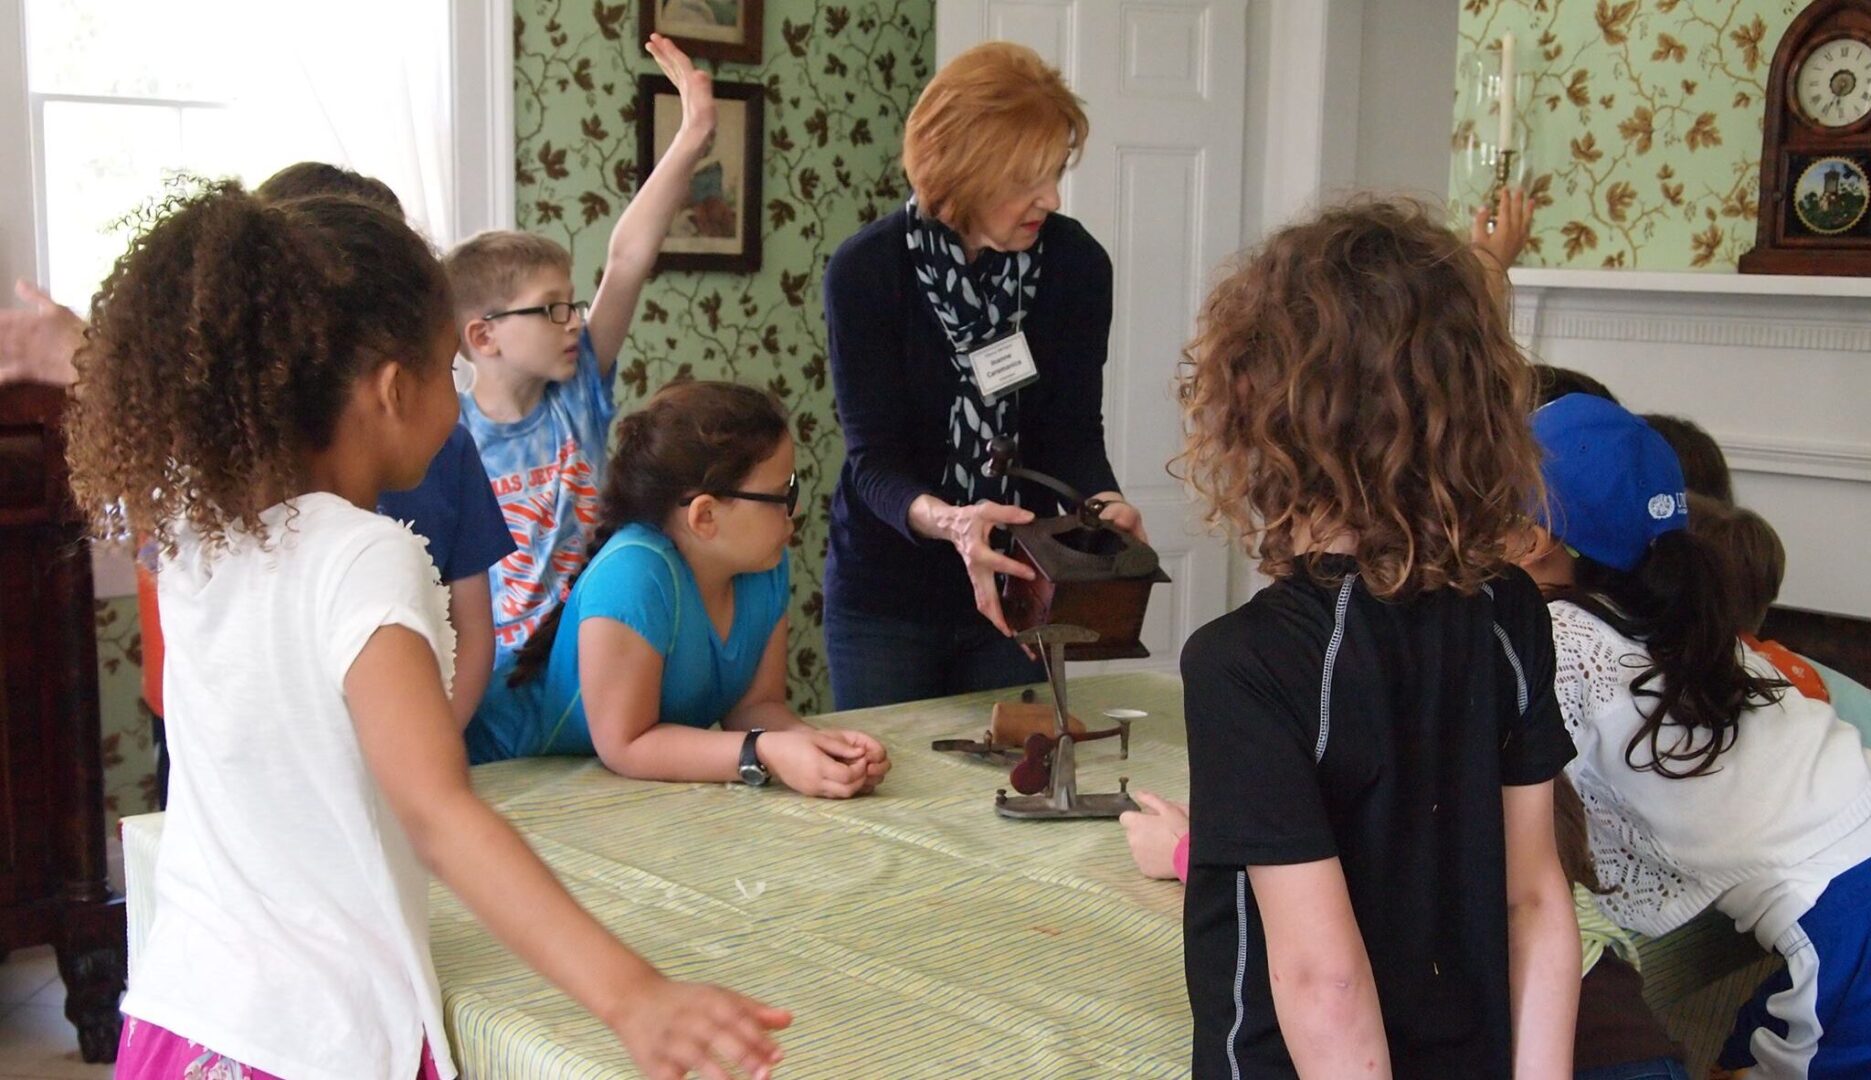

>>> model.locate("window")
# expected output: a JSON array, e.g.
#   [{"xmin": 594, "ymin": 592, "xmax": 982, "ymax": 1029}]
[
  {"xmin": 18, "ymin": 0, "xmax": 494, "ymax": 313},
  {"xmin": 4, "ymin": 0, "xmax": 513, "ymax": 596},
  {"xmin": 26, "ymin": 1, "xmax": 244, "ymax": 307}
]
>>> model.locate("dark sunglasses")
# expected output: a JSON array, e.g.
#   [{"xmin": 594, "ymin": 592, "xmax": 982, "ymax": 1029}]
[
  {"xmin": 682, "ymin": 473, "xmax": 799, "ymax": 516},
  {"xmin": 483, "ymin": 300, "xmax": 590, "ymax": 324}
]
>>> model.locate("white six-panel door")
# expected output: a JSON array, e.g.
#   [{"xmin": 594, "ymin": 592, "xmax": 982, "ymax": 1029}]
[{"xmin": 937, "ymin": 0, "xmax": 1247, "ymax": 672}]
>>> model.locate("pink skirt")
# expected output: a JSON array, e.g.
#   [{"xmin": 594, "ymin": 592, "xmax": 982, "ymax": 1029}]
[{"xmin": 116, "ymin": 1015, "xmax": 444, "ymax": 1079}]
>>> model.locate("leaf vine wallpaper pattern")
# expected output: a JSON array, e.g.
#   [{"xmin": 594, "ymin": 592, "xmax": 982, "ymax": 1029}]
[
  {"xmin": 515, "ymin": 0, "xmax": 933, "ymax": 712},
  {"xmin": 95, "ymin": 597, "xmax": 158, "ymax": 834},
  {"xmin": 1451, "ymin": 0, "xmax": 1807, "ymax": 270}
]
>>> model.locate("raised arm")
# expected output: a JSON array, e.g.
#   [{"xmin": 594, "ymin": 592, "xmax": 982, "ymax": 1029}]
[
  {"xmin": 0, "ymin": 281, "xmax": 84, "ymax": 387},
  {"xmin": 347, "ymin": 624, "xmax": 789, "ymax": 1079},
  {"xmin": 1249, "ymin": 857, "xmax": 1391, "ymax": 1078},
  {"xmin": 585, "ymin": 35, "xmax": 716, "ymax": 371},
  {"xmin": 1502, "ymin": 780, "xmax": 1579, "ymax": 1079},
  {"xmin": 1470, "ymin": 186, "xmax": 1531, "ymax": 310}
]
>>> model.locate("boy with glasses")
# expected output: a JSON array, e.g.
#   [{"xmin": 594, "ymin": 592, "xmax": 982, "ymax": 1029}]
[{"xmin": 447, "ymin": 34, "xmax": 714, "ymax": 669}]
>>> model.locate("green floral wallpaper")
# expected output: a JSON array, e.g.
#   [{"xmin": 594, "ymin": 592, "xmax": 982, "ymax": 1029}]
[
  {"xmin": 1452, "ymin": 0, "xmax": 1806, "ymax": 269},
  {"xmin": 95, "ymin": 597, "xmax": 158, "ymax": 835},
  {"xmin": 514, "ymin": 0, "xmax": 933, "ymax": 711}
]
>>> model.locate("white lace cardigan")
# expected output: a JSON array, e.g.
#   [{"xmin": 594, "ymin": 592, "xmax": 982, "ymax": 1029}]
[{"xmin": 1551, "ymin": 601, "xmax": 1871, "ymax": 948}]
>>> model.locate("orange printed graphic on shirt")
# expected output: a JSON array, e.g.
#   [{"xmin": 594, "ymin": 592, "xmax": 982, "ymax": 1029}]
[
  {"xmin": 1741, "ymin": 634, "xmax": 1831, "ymax": 703},
  {"xmin": 489, "ymin": 438, "xmax": 602, "ymax": 656}
]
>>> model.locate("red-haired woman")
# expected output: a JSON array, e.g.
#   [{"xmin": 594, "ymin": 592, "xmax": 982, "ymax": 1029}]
[{"xmin": 821, "ymin": 42, "xmax": 1144, "ymax": 709}]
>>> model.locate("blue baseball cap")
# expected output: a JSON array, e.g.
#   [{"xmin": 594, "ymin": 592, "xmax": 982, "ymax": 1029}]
[{"xmin": 1531, "ymin": 393, "xmax": 1688, "ymax": 572}]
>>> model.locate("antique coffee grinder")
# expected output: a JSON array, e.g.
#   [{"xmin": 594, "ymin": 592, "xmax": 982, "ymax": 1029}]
[
  {"xmin": 985, "ymin": 438, "xmax": 1170, "ymax": 661},
  {"xmin": 979, "ymin": 438, "xmax": 1170, "ymax": 819}
]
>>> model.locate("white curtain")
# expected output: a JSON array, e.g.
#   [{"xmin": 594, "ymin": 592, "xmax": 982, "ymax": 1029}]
[{"xmin": 229, "ymin": 0, "xmax": 457, "ymax": 246}]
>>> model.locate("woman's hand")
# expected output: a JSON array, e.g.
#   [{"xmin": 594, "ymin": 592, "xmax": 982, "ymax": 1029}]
[
  {"xmin": 909, "ymin": 494, "xmax": 1038, "ymax": 637},
  {"xmin": 1119, "ymin": 791, "xmax": 1188, "ymax": 880},
  {"xmin": 607, "ymin": 973, "xmax": 791, "ymax": 1080},
  {"xmin": 757, "ymin": 729, "xmax": 872, "ymax": 799},
  {"xmin": 1090, "ymin": 492, "xmax": 1148, "ymax": 545},
  {"xmin": 646, "ymin": 33, "xmax": 716, "ymax": 150}
]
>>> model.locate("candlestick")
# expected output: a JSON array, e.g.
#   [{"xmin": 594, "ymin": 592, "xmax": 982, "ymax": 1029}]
[{"xmin": 1498, "ymin": 32, "xmax": 1517, "ymax": 155}]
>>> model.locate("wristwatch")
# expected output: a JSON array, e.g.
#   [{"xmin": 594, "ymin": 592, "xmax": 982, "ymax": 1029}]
[{"xmin": 738, "ymin": 728, "xmax": 771, "ymax": 787}]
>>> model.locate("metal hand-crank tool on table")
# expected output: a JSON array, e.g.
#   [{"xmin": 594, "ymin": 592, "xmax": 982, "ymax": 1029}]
[{"xmin": 994, "ymin": 623, "xmax": 1139, "ymax": 820}]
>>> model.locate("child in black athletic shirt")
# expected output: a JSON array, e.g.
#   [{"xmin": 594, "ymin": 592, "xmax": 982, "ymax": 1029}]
[{"xmin": 1171, "ymin": 197, "xmax": 1580, "ymax": 1079}]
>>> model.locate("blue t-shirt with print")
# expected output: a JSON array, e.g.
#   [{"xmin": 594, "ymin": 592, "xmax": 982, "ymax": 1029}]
[
  {"xmin": 466, "ymin": 523, "xmax": 790, "ymax": 764},
  {"xmin": 377, "ymin": 423, "xmax": 515, "ymax": 583},
  {"xmin": 459, "ymin": 327, "xmax": 617, "ymax": 669}
]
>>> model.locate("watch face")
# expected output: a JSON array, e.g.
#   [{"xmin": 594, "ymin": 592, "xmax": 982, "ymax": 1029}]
[
  {"xmin": 1798, "ymin": 36, "xmax": 1871, "ymax": 128},
  {"xmin": 1793, "ymin": 156, "xmax": 1870, "ymax": 234}
]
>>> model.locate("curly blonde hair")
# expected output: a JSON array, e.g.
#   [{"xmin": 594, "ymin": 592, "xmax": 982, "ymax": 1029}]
[
  {"xmin": 65, "ymin": 180, "xmax": 452, "ymax": 556},
  {"xmin": 1175, "ymin": 197, "xmax": 1543, "ymax": 600}
]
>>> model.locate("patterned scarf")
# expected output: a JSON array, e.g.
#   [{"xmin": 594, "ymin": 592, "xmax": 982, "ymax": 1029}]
[{"xmin": 905, "ymin": 200, "xmax": 1042, "ymax": 504}]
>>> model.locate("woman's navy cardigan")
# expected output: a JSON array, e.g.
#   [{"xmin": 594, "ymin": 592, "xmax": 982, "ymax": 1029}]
[{"xmin": 823, "ymin": 207, "xmax": 1121, "ymax": 624}]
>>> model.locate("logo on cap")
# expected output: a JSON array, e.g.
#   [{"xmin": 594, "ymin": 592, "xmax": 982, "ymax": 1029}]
[{"xmin": 1647, "ymin": 493, "xmax": 1676, "ymax": 520}]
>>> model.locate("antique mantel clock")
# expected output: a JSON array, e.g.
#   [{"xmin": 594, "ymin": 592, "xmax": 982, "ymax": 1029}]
[{"xmin": 1741, "ymin": 0, "xmax": 1871, "ymax": 274}]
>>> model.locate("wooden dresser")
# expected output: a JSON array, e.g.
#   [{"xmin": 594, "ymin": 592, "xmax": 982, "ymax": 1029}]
[{"xmin": 0, "ymin": 382, "xmax": 125, "ymax": 1062}]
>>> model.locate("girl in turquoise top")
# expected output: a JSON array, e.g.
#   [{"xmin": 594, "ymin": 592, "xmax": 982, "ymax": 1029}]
[{"xmin": 470, "ymin": 381, "xmax": 891, "ymax": 798}]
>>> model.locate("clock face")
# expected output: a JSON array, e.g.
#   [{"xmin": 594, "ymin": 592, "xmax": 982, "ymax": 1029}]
[{"xmin": 1798, "ymin": 36, "xmax": 1871, "ymax": 128}]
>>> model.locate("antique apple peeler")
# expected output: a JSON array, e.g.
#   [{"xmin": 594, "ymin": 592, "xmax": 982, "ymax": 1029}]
[{"xmin": 994, "ymin": 623, "xmax": 1138, "ymax": 820}]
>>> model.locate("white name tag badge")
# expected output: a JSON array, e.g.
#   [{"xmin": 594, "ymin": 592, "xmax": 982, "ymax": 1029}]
[{"xmin": 966, "ymin": 331, "xmax": 1040, "ymax": 404}]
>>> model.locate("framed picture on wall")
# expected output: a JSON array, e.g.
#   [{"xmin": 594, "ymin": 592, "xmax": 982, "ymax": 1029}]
[
  {"xmin": 637, "ymin": 75, "xmax": 763, "ymax": 273},
  {"xmin": 638, "ymin": 0, "xmax": 763, "ymax": 65}
]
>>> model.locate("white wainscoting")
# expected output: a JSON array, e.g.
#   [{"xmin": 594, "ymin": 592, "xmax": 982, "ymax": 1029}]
[{"xmin": 1510, "ymin": 269, "xmax": 1871, "ymax": 619}]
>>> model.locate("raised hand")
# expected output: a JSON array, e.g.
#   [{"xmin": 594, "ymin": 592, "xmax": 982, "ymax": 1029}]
[
  {"xmin": 646, "ymin": 33, "xmax": 717, "ymax": 149},
  {"xmin": 0, "ymin": 280, "xmax": 84, "ymax": 387},
  {"xmin": 1470, "ymin": 186, "xmax": 1532, "ymax": 274}
]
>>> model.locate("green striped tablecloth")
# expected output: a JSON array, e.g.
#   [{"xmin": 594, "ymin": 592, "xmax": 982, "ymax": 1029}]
[
  {"xmin": 117, "ymin": 670, "xmax": 1768, "ymax": 1076},
  {"xmin": 437, "ymin": 672, "xmax": 1192, "ymax": 1079}
]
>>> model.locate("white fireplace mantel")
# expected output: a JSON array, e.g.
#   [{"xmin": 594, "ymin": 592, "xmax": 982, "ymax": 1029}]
[
  {"xmin": 1510, "ymin": 267, "xmax": 1871, "ymax": 299},
  {"xmin": 1507, "ymin": 268, "xmax": 1871, "ymax": 618}
]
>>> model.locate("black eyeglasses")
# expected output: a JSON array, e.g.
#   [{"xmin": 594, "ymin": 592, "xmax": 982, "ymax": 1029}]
[
  {"xmin": 483, "ymin": 300, "xmax": 590, "ymax": 324},
  {"xmin": 682, "ymin": 473, "xmax": 799, "ymax": 516}
]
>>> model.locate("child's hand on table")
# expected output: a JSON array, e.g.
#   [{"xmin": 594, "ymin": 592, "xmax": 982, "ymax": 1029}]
[
  {"xmin": 1120, "ymin": 791, "xmax": 1189, "ymax": 881},
  {"xmin": 609, "ymin": 974, "xmax": 791, "ymax": 1080},
  {"xmin": 818, "ymin": 728, "xmax": 891, "ymax": 793},
  {"xmin": 760, "ymin": 729, "xmax": 874, "ymax": 799}
]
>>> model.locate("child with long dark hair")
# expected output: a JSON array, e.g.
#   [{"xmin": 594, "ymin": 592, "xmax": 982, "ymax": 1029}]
[
  {"xmin": 1523, "ymin": 393, "xmax": 1871, "ymax": 1078},
  {"xmin": 67, "ymin": 183, "xmax": 789, "ymax": 1079},
  {"xmin": 471, "ymin": 380, "xmax": 891, "ymax": 798},
  {"xmin": 1173, "ymin": 198, "xmax": 1579, "ymax": 1078}
]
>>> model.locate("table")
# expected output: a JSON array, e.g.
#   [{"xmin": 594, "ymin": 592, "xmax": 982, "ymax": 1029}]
[
  {"xmin": 119, "ymin": 671, "xmax": 1765, "ymax": 1077},
  {"xmin": 426, "ymin": 672, "xmax": 1188, "ymax": 1078}
]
